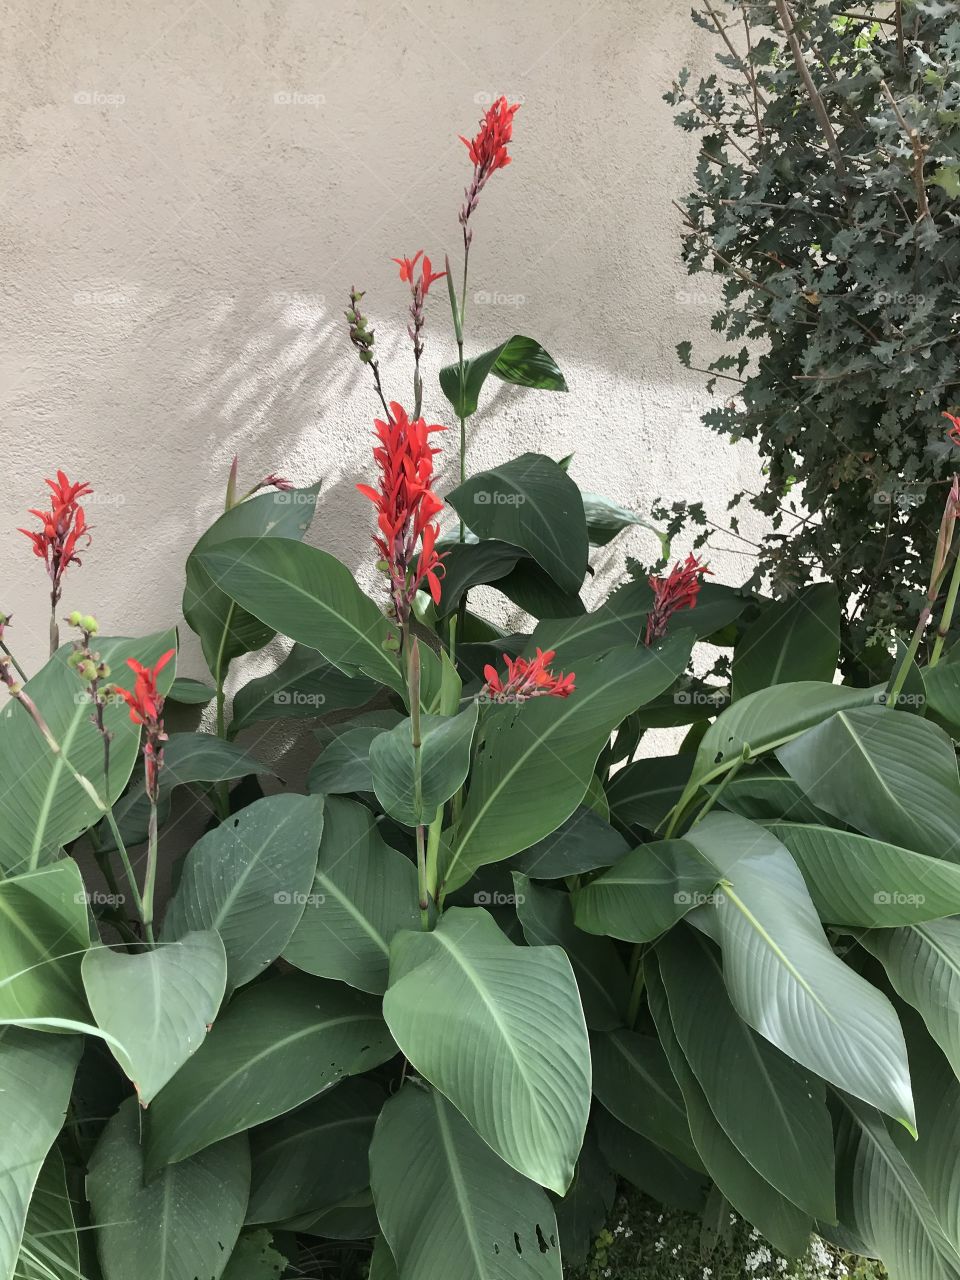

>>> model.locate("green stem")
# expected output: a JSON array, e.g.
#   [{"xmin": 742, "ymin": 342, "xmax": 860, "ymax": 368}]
[
  {"xmin": 404, "ymin": 630, "xmax": 430, "ymax": 929},
  {"xmin": 626, "ymin": 945, "xmax": 647, "ymax": 1027},
  {"xmin": 102, "ymin": 810, "xmax": 145, "ymax": 925},
  {"xmin": 425, "ymin": 808, "xmax": 443, "ymax": 905},
  {"xmin": 689, "ymin": 753, "xmax": 748, "ymax": 829},
  {"xmin": 141, "ymin": 801, "xmax": 159, "ymax": 946},
  {"xmin": 212, "ymin": 605, "xmax": 234, "ymax": 820},
  {"xmin": 930, "ymin": 548, "xmax": 960, "ymax": 667},
  {"xmin": 0, "ymin": 639, "xmax": 27, "ymax": 683}
]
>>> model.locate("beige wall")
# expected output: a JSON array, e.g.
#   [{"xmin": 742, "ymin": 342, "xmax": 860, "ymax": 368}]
[{"xmin": 1, "ymin": 0, "xmax": 765, "ymax": 688}]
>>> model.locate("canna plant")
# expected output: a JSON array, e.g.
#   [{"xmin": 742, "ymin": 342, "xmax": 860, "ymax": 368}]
[{"xmin": 4, "ymin": 94, "xmax": 960, "ymax": 1280}]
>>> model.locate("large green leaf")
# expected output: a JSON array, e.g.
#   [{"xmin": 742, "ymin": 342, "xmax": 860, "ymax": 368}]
[
  {"xmin": 552, "ymin": 1126, "xmax": 617, "ymax": 1265},
  {"xmin": 606, "ymin": 755, "xmax": 694, "ymax": 831},
  {"xmin": 491, "ymin": 559, "xmax": 585, "ymax": 620},
  {"xmin": 594, "ymin": 1108, "xmax": 707, "ymax": 1214},
  {"xmin": 512, "ymin": 874, "xmax": 629, "ymax": 1030},
  {"xmin": 383, "ymin": 908, "xmax": 590, "ymax": 1195},
  {"xmin": 443, "ymin": 635, "xmax": 692, "ymax": 893},
  {"xmin": 766, "ymin": 823, "xmax": 960, "ymax": 926},
  {"xmin": 863, "ymin": 920, "xmax": 960, "ymax": 1079},
  {"xmin": 87, "ymin": 1098, "xmax": 249, "ymax": 1280},
  {"xmin": 834, "ymin": 1090, "xmax": 960, "ymax": 1280},
  {"xmin": 673, "ymin": 681, "xmax": 880, "ymax": 823},
  {"xmin": 713, "ymin": 761, "xmax": 833, "ymax": 825},
  {"xmin": 644, "ymin": 954, "xmax": 812, "ymax": 1257},
  {"xmin": 683, "ymin": 812, "xmax": 915, "ymax": 1129},
  {"xmin": 370, "ymin": 1085, "xmax": 562, "ymax": 1280},
  {"xmin": 183, "ymin": 482, "xmax": 320, "ymax": 676},
  {"xmin": 572, "ymin": 839, "xmax": 718, "ymax": 942},
  {"xmin": 435, "ymin": 540, "xmax": 526, "ymax": 615},
  {"xmin": 230, "ymin": 643, "xmax": 378, "ymax": 735},
  {"xmin": 0, "ymin": 630, "xmax": 177, "ymax": 873},
  {"xmin": 657, "ymin": 928, "xmax": 835, "ymax": 1222},
  {"xmin": 196, "ymin": 539, "xmax": 404, "ymax": 694},
  {"xmin": 308, "ymin": 726, "xmax": 380, "ymax": 794},
  {"xmin": 18, "ymin": 1149, "xmax": 78, "ymax": 1280},
  {"xmin": 222, "ymin": 1230, "xmax": 289, "ymax": 1280},
  {"xmin": 731, "ymin": 583, "xmax": 840, "ymax": 700},
  {"xmin": 922, "ymin": 661, "xmax": 960, "ymax": 736},
  {"xmin": 145, "ymin": 974, "xmax": 395, "ymax": 1171},
  {"xmin": 0, "ymin": 1030, "xmax": 80, "ymax": 1280},
  {"xmin": 247, "ymin": 1078, "xmax": 384, "ymax": 1225},
  {"xmin": 777, "ymin": 706, "xmax": 960, "ymax": 860},
  {"xmin": 444, "ymin": 454, "xmax": 588, "ymax": 596},
  {"xmin": 160, "ymin": 732, "xmax": 271, "ymax": 789},
  {"xmin": 591, "ymin": 1028, "xmax": 700, "ymax": 1167},
  {"xmin": 439, "ymin": 334, "xmax": 566, "ymax": 419},
  {"xmin": 370, "ymin": 704, "xmax": 479, "ymax": 827},
  {"xmin": 0, "ymin": 861, "xmax": 90, "ymax": 1024},
  {"xmin": 81, "ymin": 932, "xmax": 227, "ymax": 1105},
  {"xmin": 580, "ymin": 492, "xmax": 667, "ymax": 551},
  {"xmin": 282, "ymin": 796, "xmax": 420, "ymax": 995},
  {"xmin": 162, "ymin": 794, "xmax": 325, "ymax": 992},
  {"xmin": 509, "ymin": 807, "xmax": 628, "ymax": 879}
]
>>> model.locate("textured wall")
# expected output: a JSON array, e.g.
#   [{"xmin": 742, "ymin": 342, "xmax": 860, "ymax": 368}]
[{"xmin": 0, "ymin": 0, "xmax": 765, "ymax": 691}]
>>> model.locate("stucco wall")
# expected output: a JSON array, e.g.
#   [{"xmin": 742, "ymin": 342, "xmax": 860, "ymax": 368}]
[{"xmin": 1, "ymin": 0, "xmax": 765, "ymax": 689}]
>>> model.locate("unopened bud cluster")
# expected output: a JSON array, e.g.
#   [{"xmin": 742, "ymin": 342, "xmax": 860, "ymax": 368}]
[{"xmin": 345, "ymin": 287, "xmax": 376, "ymax": 365}]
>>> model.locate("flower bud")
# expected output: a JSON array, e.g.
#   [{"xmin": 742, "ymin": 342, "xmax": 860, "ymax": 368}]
[
  {"xmin": 67, "ymin": 650, "xmax": 84, "ymax": 669},
  {"xmin": 81, "ymin": 615, "xmax": 99, "ymax": 635},
  {"xmin": 67, "ymin": 611, "xmax": 83, "ymax": 627},
  {"xmin": 98, "ymin": 663, "xmax": 112, "ymax": 680},
  {"xmin": 78, "ymin": 659, "xmax": 99, "ymax": 681}
]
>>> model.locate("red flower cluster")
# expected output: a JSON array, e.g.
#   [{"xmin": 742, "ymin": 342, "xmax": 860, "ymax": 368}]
[
  {"xmin": 459, "ymin": 96, "xmax": 521, "ymax": 245},
  {"xmin": 357, "ymin": 403, "xmax": 447, "ymax": 619},
  {"xmin": 944, "ymin": 411, "xmax": 960, "ymax": 448},
  {"xmin": 116, "ymin": 649, "xmax": 175, "ymax": 801},
  {"xmin": 19, "ymin": 472, "xmax": 93, "ymax": 601},
  {"xmin": 393, "ymin": 251, "xmax": 447, "ymax": 368},
  {"xmin": 482, "ymin": 648, "xmax": 576, "ymax": 703},
  {"xmin": 645, "ymin": 554, "xmax": 711, "ymax": 646}
]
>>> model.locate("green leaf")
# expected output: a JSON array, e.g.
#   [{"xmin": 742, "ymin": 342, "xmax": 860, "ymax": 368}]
[
  {"xmin": 766, "ymin": 823, "xmax": 960, "ymax": 926},
  {"xmin": 0, "ymin": 630, "xmax": 177, "ymax": 874},
  {"xmin": 492, "ymin": 558, "xmax": 585, "ymax": 620},
  {"xmin": 676, "ymin": 681, "xmax": 880, "ymax": 814},
  {"xmin": 163, "ymin": 794, "xmax": 325, "ymax": 992},
  {"xmin": 644, "ymin": 953, "xmax": 811, "ymax": 1257},
  {"xmin": 931, "ymin": 164, "xmax": 960, "ymax": 197},
  {"xmin": 18, "ymin": 1149, "xmax": 79, "ymax": 1280},
  {"xmin": 368, "ymin": 1236, "xmax": 399, "ymax": 1280},
  {"xmin": 591, "ymin": 1028, "xmax": 700, "ymax": 1167},
  {"xmin": 683, "ymin": 812, "xmax": 915, "ymax": 1130},
  {"xmin": 863, "ymin": 920, "xmax": 960, "ymax": 1080},
  {"xmin": 657, "ymin": 928, "xmax": 836, "ymax": 1222},
  {"xmin": 168, "ymin": 677, "xmax": 218, "ymax": 705},
  {"xmin": 713, "ymin": 761, "xmax": 832, "ymax": 824},
  {"xmin": 230, "ymin": 643, "xmax": 378, "ymax": 734},
  {"xmin": 0, "ymin": 861, "xmax": 90, "ymax": 1024},
  {"xmin": 183, "ymin": 482, "xmax": 320, "ymax": 678},
  {"xmin": 731, "ymin": 583, "xmax": 840, "ymax": 700},
  {"xmin": 282, "ymin": 796, "xmax": 420, "ymax": 995},
  {"xmin": 161, "ymin": 733, "xmax": 271, "ymax": 788},
  {"xmin": 512, "ymin": 874, "xmax": 630, "ymax": 1030},
  {"xmin": 444, "ymin": 454, "xmax": 588, "ymax": 596},
  {"xmin": 145, "ymin": 974, "xmax": 395, "ymax": 1172},
  {"xmin": 777, "ymin": 706, "xmax": 960, "ymax": 860},
  {"xmin": 196, "ymin": 539, "xmax": 405, "ymax": 694},
  {"xmin": 435, "ymin": 540, "xmax": 526, "ymax": 614},
  {"xmin": 370, "ymin": 703, "xmax": 478, "ymax": 827},
  {"xmin": 383, "ymin": 908, "xmax": 590, "ymax": 1195},
  {"xmin": 443, "ymin": 636, "xmax": 693, "ymax": 894},
  {"xmin": 922, "ymin": 661, "xmax": 960, "ymax": 736},
  {"xmin": 308, "ymin": 726, "xmax": 381, "ymax": 794},
  {"xmin": 81, "ymin": 932, "xmax": 227, "ymax": 1105},
  {"xmin": 370, "ymin": 1084, "xmax": 562, "ymax": 1280},
  {"xmin": 222, "ymin": 1230, "xmax": 288, "ymax": 1280},
  {"xmin": 606, "ymin": 755, "xmax": 694, "ymax": 831},
  {"xmin": 834, "ymin": 1090, "xmax": 960, "ymax": 1280},
  {"xmin": 572, "ymin": 839, "xmax": 718, "ymax": 942},
  {"xmin": 439, "ymin": 335, "xmax": 566, "ymax": 419},
  {"xmin": 508, "ymin": 807, "xmax": 628, "ymax": 878},
  {"xmin": 0, "ymin": 1030, "xmax": 80, "ymax": 1280},
  {"xmin": 247, "ymin": 1078, "xmax": 384, "ymax": 1225},
  {"xmin": 552, "ymin": 1126, "xmax": 617, "ymax": 1265},
  {"xmin": 581, "ymin": 492, "xmax": 668, "ymax": 552},
  {"xmin": 87, "ymin": 1098, "xmax": 249, "ymax": 1280},
  {"xmin": 594, "ymin": 1108, "xmax": 707, "ymax": 1214}
]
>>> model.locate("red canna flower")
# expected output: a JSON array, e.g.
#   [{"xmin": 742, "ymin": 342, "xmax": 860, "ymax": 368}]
[
  {"xmin": 459, "ymin": 96, "xmax": 521, "ymax": 247},
  {"xmin": 19, "ymin": 471, "xmax": 93, "ymax": 604},
  {"xmin": 481, "ymin": 648, "xmax": 575, "ymax": 703},
  {"xmin": 392, "ymin": 251, "xmax": 448, "ymax": 376},
  {"xmin": 944, "ymin": 411, "xmax": 960, "ymax": 448},
  {"xmin": 645, "ymin": 554, "xmax": 711, "ymax": 646},
  {"xmin": 357, "ymin": 403, "xmax": 448, "ymax": 621},
  {"xmin": 116, "ymin": 649, "xmax": 175, "ymax": 801}
]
